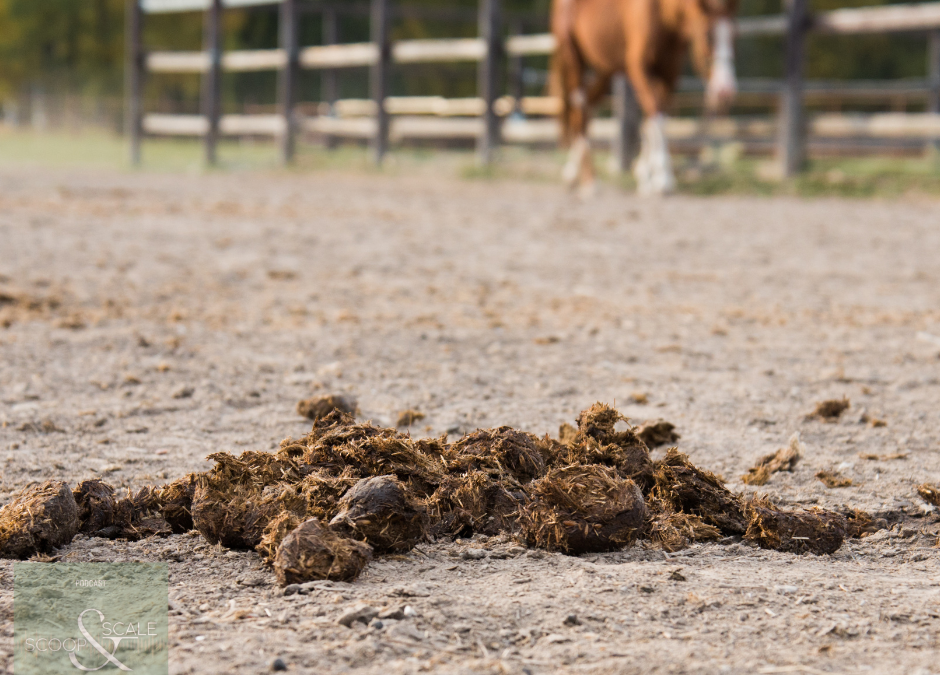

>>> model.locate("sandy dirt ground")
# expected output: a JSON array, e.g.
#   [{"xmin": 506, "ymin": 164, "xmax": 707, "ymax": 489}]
[{"xmin": 1, "ymin": 165, "xmax": 940, "ymax": 674}]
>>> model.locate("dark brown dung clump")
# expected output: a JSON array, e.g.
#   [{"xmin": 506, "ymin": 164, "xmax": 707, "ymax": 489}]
[
  {"xmin": 446, "ymin": 427, "xmax": 546, "ymax": 483},
  {"xmin": 158, "ymin": 473, "xmax": 199, "ymax": 533},
  {"xmin": 742, "ymin": 433, "xmax": 804, "ymax": 486},
  {"xmin": 815, "ymin": 470, "xmax": 853, "ymax": 488},
  {"xmin": 916, "ymin": 483, "xmax": 940, "ymax": 507},
  {"xmin": 192, "ymin": 483, "xmax": 281, "ymax": 549},
  {"xmin": 842, "ymin": 508, "xmax": 885, "ymax": 538},
  {"xmin": 329, "ymin": 475, "xmax": 427, "ymax": 553},
  {"xmin": 0, "ymin": 481, "xmax": 79, "ymax": 559},
  {"xmin": 519, "ymin": 465, "xmax": 646, "ymax": 554},
  {"xmin": 107, "ymin": 486, "xmax": 171, "ymax": 540},
  {"xmin": 810, "ymin": 398, "xmax": 850, "ymax": 420},
  {"xmin": 396, "ymin": 409, "xmax": 425, "ymax": 428},
  {"xmin": 636, "ymin": 420, "xmax": 680, "ymax": 449},
  {"xmin": 285, "ymin": 411, "xmax": 444, "ymax": 498},
  {"xmin": 644, "ymin": 497, "xmax": 721, "ymax": 552},
  {"xmin": 190, "ymin": 449, "xmax": 305, "ymax": 549},
  {"xmin": 73, "ymin": 479, "xmax": 117, "ymax": 534},
  {"xmin": 745, "ymin": 499, "xmax": 846, "ymax": 555},
  {"xmin": 653, "ymin": 449, "xmax": 747, "ymax": 535},
  {"xmin": 257, "ymin": 511, "xmax": 302, "ymax": 563},
  {"xmin": 426, "ymin": 471, "xmax": 523, "ymax": 537},
  {"xmin": 227, "ymin": 450, "xmax": 304, "ymax": 486},
  {"xmin": 273, "ymin": 518, "xmax": 372, "ymax": 585},
  {"xmin": 560, "ymin": 402, "xmax": 654, "ymax": 490},
  {"xmin": 276, "ymin": 468, "xmax": 360, "ymax": 523},
  {"xmin": 296, "ymin": 394, "xmax": 357, "ymax": 421}
]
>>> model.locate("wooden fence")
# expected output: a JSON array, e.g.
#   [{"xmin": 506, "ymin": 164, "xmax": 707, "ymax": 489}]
[{"xmin": 127, "ymin": 0, "xmax": 940, "ymax": 174}]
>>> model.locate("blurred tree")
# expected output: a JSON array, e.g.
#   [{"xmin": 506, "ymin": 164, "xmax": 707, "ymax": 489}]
[{"xmin": 0, "ymin": 0, "xmax": 125, "ymax": 100}]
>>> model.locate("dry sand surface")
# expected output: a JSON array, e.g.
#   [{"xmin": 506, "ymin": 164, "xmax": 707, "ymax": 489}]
[{"xmin": 1, "ymin": 165, "xmax": 940, "ymax": 674}]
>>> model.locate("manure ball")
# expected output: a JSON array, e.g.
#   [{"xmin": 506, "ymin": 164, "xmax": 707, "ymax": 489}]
[
  {"xmin": 329, "ymin": 475, "xmax": 427, "ymax": 553},
  {"xmin": 0, "ymin": 480, "xmax": 79, "ymax": 559},
  {"xmin": 520, "ymin": 465, "xmax": 646, "ymax": 554},
  {"xmin": 273, "ymin": 518, "xmax": 372, "ymax": 585}
]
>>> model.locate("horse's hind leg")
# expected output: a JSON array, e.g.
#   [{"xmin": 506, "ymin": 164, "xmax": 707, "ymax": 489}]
[
  {"xmin": 627, "ymin": 57, "xmax": 676, "ymax": 195},
  {"xmin": 561, "ymin": 92, "xmax": 596, "ymax": 195},
  {"xmin": 556, "ymin": 50, "xmax": 598, "ymax": 194}
]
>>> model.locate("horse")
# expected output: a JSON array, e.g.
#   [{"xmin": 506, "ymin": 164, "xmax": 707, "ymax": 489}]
[{"xmin": 551, "ymin": 0, "xmax": 738, "ymax": 196}]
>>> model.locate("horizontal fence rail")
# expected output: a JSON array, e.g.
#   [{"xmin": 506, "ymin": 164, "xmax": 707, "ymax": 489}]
[
  {"xmin": 140, "ymin": 0, "xmax": 940, "ymax": 33},
  {"xmin": 815, "ymin": 3, "xmax": 940, "ymax": 33},
  {"xmin": 140, "ymin": 5, "xmax": 940, "ymax": 75},
  {"xmin": 141, "ymin": 111, "xmax": 940, "ymax": 141},
  {"xmin": 128, "ymin": 0, "xmax": 940, "ymax": 173},
  {"xmin": 141, "ymin": 0, "xmax": 279, "ymax": 12}
]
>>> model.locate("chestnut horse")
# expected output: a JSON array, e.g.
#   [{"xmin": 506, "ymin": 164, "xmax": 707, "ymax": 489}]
[{"xmin": 551, "ymin": 0, "xmax": 738, "ymax": 195}]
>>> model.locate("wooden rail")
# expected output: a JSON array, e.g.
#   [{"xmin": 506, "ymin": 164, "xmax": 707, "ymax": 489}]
[
  {"xmin": 142, "ymin": 111, "xmax": 940, "ymax": 143},
  {"xmin": 141, "ymin": 0, "xmax": 279, "ymax": 12},
  {"xmin": 129, "ymin": 0, "xmax": 940, "ymax": 173}
]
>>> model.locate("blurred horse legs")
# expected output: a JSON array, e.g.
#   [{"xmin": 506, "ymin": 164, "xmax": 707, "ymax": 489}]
[{"xmin": 552, "ymin": 0, "xmax": 737, "ymax": 197}]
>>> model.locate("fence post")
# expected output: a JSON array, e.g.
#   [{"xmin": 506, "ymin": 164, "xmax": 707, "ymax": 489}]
[
  {"xmin": 929, "ymin": 30, "xmax": 940, "ymax": 114},
  {"xmin": 778, "ymin": 0, "xmax": 808, "ymax": 177},
  {"xmin": 371, "ymin": 0, "xmax": 390, "ymax": 165},
  {"xmin": 323, "ymin": 8, "xmax": 339, "ymax": 112},
  {"xmin": 509, "ymin": 19, "xmax": 524, "ymax": 117},
  {"xmin": 323, "ymin": 7, "xmax": 340, "ymax": 149},
  {"xmin": 125, "ymin": 0, "xmax": 143, "ymax": 166},
  {"xmin": 279, "ymin": 0, "xmax": 298, "ymax": 165},
  {"xmin": 611, "ymin": 74, "xmax": 640, "ymax": 173},
  {"xmin": 478, "ymin": 0, "xmax": 502, "ymax": 165},
  {"xmin": 509, "ymin": 19, "xmax": 523, "ymax": 117},
  {"xmin": 202, "ymin": 0, "xmax": 223, "ymax": 166}
]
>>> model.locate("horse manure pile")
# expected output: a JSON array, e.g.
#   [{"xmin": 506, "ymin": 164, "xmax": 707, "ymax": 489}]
[{"xmin": 0, "ymin": 403, "xmax": 886, "ymax": 579}]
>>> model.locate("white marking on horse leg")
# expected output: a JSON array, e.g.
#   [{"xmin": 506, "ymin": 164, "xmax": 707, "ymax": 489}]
[
  {"xmin": 633, "ymin": 122, "xmax": 654, "ymax": 195},
  {"xmin": 636, "ymin": 114, "xmax": 675, "ymax": 196},
  {"xmin": 562, "ymin": 134, "xmax": 588, "ymax": 186},
  {"xmin": 706, "ymin": 18, "xmax": 737, "ymax": 111}
]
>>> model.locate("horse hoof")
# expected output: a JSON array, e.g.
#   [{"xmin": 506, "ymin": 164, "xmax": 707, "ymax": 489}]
[
  {"xmin": 562, "ymin": 162, "xmax": 579, "ymax": 187},
  {"xmin": 577, "ymin": 180, "xmax": 597, "ymax": 200},
  {"xmin": 636, "ymin": 175, "xmax": 674, "ymax": 197},
  {"xmin": 653, "ymin": 171, "xmax": 677, "ymax": 196}
]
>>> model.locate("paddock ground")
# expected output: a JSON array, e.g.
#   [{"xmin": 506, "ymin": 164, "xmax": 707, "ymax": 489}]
[{"xmin": 1, "ymin": 150, "xmax": 940, "ymax": 674}]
